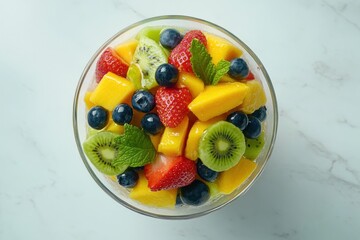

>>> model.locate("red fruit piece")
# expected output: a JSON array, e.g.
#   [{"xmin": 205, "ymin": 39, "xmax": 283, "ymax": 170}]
[
  {"xmin": 155, "ymin": 87, "xmax": 192, "ymax": 128},
  {"xmin": 144, "ymin": 154, "xmax": 196, "ymax": 191},
  {"xmin": 245, "ymin": 71, "xmax": 255, "ymax": 80},
  {"xmin": 168, "ymin": 30, "xmax": 207, "ymax": 73},
  {"xmin": 95, "ymin": 47, "xmax": 129, "ymax": 83}
]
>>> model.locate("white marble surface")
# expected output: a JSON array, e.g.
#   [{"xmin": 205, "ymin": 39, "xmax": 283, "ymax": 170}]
[{"xmin": 1, "ymin": 0, "xmax": 359, "ymax": 239}]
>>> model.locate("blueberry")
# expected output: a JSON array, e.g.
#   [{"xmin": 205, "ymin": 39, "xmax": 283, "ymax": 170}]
[
  {"xmin": 155, "ymin": 63, "xmax": 179, "ymax": 87},
  {"xmin": 87, "ymin": 106, "xmax": 108, "ymax": 130},
  {"xmin": 180, "ymin": 180, "xmax": 210, "ymax": 206},
  {"xmin": 117, "ymin": 169, "xmax": 139, "ymax": 188},
  {"xmin": 131, "ymin": 90, "xmax": 155, "ymax": 113},
  {"xmin": 160, "ymin": 29, "xmax": 182, "ymax": 49},
  {"xmin": 228, "ymin": 58, "xmax": 249, "ymax": 80},
  {"xmin": 226, "ymin": 111, "xmax": 249, "ymax": 130},
  {"xmin": 243, "ymin": 116, "xmax": 262, "ymax": 139},
  {"xmin": 112, "ymin": 103, "xmax": 133, "ymax": 125},
  {"xmin": 196, "ymin": 160, "xmax": 218, "ymax": 182},
  {"xmin": 251, "ymin": 106, "xmax": 267, "ymax": 122},
  {"xmin": 141, "ymin": 113, "xmax": 164, "ymax": 135}
]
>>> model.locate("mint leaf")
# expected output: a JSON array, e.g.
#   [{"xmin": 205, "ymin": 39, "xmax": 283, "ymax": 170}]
[
  {"xmin": 190, "ymin": 39, "xmax": 230, "ymax": 85},
  {"xmin": 213, "ymin": 60, "xmax": 231, "ymax": 85},
  {"xmin": 113, "ymin": 124, "xmax": 156, "ymax": 168}
]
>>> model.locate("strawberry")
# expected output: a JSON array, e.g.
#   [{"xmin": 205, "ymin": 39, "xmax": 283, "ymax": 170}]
[
  {"xmin": 168, "ymin": 30, "xmax": 207, "ymax": 73},
  {"xmin": 245, "ymin": 71, "xmax": 255, "ymax": 80},
  {"xmin": 144, "ymin": 154, "xmax": 196, "ymax": 191},
  {"xmin": 155, "ymin": 87, "xmax": 192, "ymax": 128},
  {"xmin": 95, "ymin": 47, "xmax": 129, "ymax": 83}
]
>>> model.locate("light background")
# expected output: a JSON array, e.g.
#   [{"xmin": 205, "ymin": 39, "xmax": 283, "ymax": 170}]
[{"xmin": 1, "ymin": 0, "xmax": 359, "ymax": 239}]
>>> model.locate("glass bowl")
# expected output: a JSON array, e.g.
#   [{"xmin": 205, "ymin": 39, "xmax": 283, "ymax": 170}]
[{"xmin": 73, "ymin": 15, "xmax": 278, "ymax": 219}]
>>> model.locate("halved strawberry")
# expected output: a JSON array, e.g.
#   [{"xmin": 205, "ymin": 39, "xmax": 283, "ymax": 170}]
[
  {"xmin": 155, "ymin": 86, "xmax": 192, "ymax": 128},
  {"xmin": 95, "ymin": 47, "xmax": 129, "ymax": 83},
  {"xmin": 245, "ymin": 71, "xmax": 255, "ymax": 80},
  {"xmin": 144, "ymin": 154, "xmax": 196, "ymax": 191},
  {"xmin": 168, "ymin": 30, "xmax": 207, "ymax": 73}
]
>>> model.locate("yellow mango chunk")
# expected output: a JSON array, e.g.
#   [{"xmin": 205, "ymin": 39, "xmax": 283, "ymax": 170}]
[
  {"xmin": 158, "ymin": 116, "xmax": 189, "ymax": 157},
  {"xmin": 185, "ymin": 115, "xmax": 226, "ymax": 160},
  {"xmin": 176, "ymin": 72, "xmax": 204, "ymax": 98},
  {"xmin": 217, "ymin": 157, "xmax": 257, "ymax": 194},
  {"xmin": 84, "ymin": 91, "xmax": 95, "ymax": 109},
  {"xmin": 205, "ymin": 33, "xmax": 243, "ymax": 64},
  {"xmin": 238, "ymin": 80, "xmax": 267, "ymax": 114},
  {"xmin": 105, "ymin": 119, "xmax": 125, "ymax": 134},
  {"xmin": 150, "ymin": 133, "xmax": 162, "ymax": 151},
  {"xmin": 90, "ymin": 72, "xmax": 135, "ymax": 111},
  {"xmin": 114, "ymin": 39, "xmax": 138, "ymax": 65},
  {"xmin": 188, "ymin": 82, "xmax": 249, "ymax": 121},
  {"xmin": 129, "ymin": 173, "xmax": 177, "ymax": 208}
]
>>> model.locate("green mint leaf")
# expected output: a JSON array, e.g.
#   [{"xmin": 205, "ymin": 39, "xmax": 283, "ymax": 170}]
[
  {"xmin": 190, "ymin": 39, "xmax": 230, "ymax": 85},
  {"xmin": 213, "ymin": 60, "xmax": 231, "ymax": 85},
  {"xmin": 190, "ymin": 39, "xmax": 215, "ymax": 85},
  {"xmin": 114, "ymin": 124, "xmax": 156, "ymax": 168}
]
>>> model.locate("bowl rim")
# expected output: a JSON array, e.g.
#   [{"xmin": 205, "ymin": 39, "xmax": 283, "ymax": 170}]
[{"xmin": 73, "ymin": 15, "xmax": 278, "ymax": 219}]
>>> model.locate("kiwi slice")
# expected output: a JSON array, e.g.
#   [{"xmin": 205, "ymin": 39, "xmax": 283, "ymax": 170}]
[
  {"xmin": 126, "ymin": 63, "xmax": 142, "ymax": 89},
  {"xmin": 83, "ymin": 131, "xmax": 128, "ymax": 175},
  {"xmin": 136, "ymin": 26, "xmax": 170, "ymax": 57},
  {"xmin": 198, "ymin": 121, "xmax": 245, "ymax": 172},
  {"xmin": 132, "ymin": 36, "xmax": 167, "ymax": 89},
  {"xmin": 244, "ymin": 131, "xmax": 265, "ymax": 160}
]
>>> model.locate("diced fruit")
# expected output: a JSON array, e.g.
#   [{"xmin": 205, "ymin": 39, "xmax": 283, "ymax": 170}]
[
  {"xmin": 176, "ymin": 72, "xmax": 204, "ymax": 98},
  {"xmin": 185, "ymin": 115, "xmax": 226, "ymax": 160},
  {"xmin": 155, "ymin": 87, "xmax": 192, "ymax": 128},
  {"xmin": 141, "ymin": 113, "xmax": 164, "ymax": 135},
  {"xmin": 180, "ymin": 179, "xmax": 210, "ymax": 206},
  {"xmin": 251, "ymin": 106, "xmax": 267, "ymax": 122},
  {"xmin": 155, "ymin": 63, "xmax": 179, "ymax": 87},
  {"xmin": 112, "ymin": 103, "xmax": 133, "ymax": 125},
  {"xmin": 198, "ymin": 121, "xmax": 246, "ymax": 172},
  {"xmin": 83, "ymin": 131, "xmax": 128, "ymax": 175},
  {"xmin": 132, "ymin": 36, "xmax": 168, "ymax": 89},
  {"xmin": 84, "ymin": 91, "xmax": 95, "ymax": 109},
  {"xmin": 217, "ymin": 157, "xmax": 257, "ymax": 194},
  {"xmin": 95, "ymin": 47, "xmax": 129, "ymax": 83},
  {"xmin": 158, "ymin": 116, "xmax": 189, "ymax": 157},
  {"xmin": 131, "ymin": 90, "xmax": 155, "ymax": 113},
  {"xmin": 117, "ymin": 168, "xmax": 139, "ymax": 188},
  {"xmin": 126, "ymin": 63, "xmax": 142, "ymax": 89},
  {"xmin": 188, "ymin": 82, "xmax": 249, "ymax": 121},
  {"xmin": 204, "ymin": 33, "xmax": 242, "ymax": 64},
  {"xmin": 115, "ymin": 39, "xmax": 138, "ymax": 65},
  {"xmin": 160, "ymin": 28, "xmax": 182, "ymax": 49},
  {"xmin": 238, "ymin": 80, "xmax": 267, "ymax": 114},
  {"xmin": 169, "ymin": 30, "xmax": 207, "ymax": 73},
  {"xmin": 90, "ymin": 72, "xmax": 135, "ymax": 111},
  {"xmin": 149, "ymin": 133, "xmax": 162, "ymax": 151},
  {"xmin": 228, "ymin": 58, "xmax": 249, "ymax": 80},
  {"xmin": 244, "ymin": 131, "xmax": 265, "ymax": 160},
  {"xmin": 136, "ymin": 26, "xmax": 163, "ymax": 43},
  {"xmin": 196, "ymin": 160, "xmax": 218, "ymax": 182},
  {"xmin": 220, "ymin": 74, "xmax": 236, "ymax": 83},
  {"xmin": 245, "ymin": 71, "xmax": 255, "ymax": 80},
  {"xmin": 129, "ymin": 172, "xmax": 177, "ymax": 208},
  {"xmin": 226, "ymin": 111, "xmax": 249, "ymax": 130},
  {"xmin": 144, "ymin": 154, "xmax": 196, "ymax": 191},
  {"xmin": 242, "ymin": 116, "xmax": 261, "ymax": 139},
  {"xmin": 106, "ymin": 119, "xmax": 125, "ymax": 134},
  {"xmin": 87, "ymin": 106, "xmax": 108, "ymax": 130}
]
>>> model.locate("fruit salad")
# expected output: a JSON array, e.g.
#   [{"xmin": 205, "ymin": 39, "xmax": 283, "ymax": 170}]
[{"xmin": 82, "ymin": 26, "xmax": 268, "ymax": 209}]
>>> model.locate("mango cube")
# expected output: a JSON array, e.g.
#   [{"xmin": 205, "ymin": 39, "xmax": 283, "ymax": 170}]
[
  {"xmin": 176, "ymin": 72, "xmax": 204, "ymax": 98},
  {"xmin": 114, "ymin": 39, "xmax": 138, "ymax": 65},
  {"xmin": 188, "ymin": 82, "xmax": 249, "ymax": 121},
  {"xmin": 90, "ymin": 72, "xmax": 135, "ymax": 111},
  {"xmin": 205, "ymin": 33, "xmax": 243, "ymax": 64},
  {"xmin": 84, "ymin": 91, "xmax": 95, "ymax": 109},
  {"xmin": 105, "ymin": 119, "xmax": 125, "ymax": 134},
  {"xmin": 129, "ymin": 173, "xmax": 177, "ymax": 208},
  {"xmin": 185, "ymin": 115, "xmax": 226, "ymax": 160},
  {"xmin": 238, "ymin": 80, "xmax": 267, "ymax": 114},
  {"xmin": 158, "ymin": 116, "xmax": 189, "ymax": 157},
  {"xmin": 150, "ymin": 133, "xmax": 162, "ymax": 151},
  {"xmin": 217, "ymin": 157, "xmax": 257, "ymax": 194}
]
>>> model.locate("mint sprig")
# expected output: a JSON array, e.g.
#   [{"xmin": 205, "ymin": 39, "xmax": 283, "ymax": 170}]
[
  {"xmin": 190, "ymin": 39, "xmax": 231, "ymax": 85},
  {"xmin": 114, "ymin": 124, "xmax": 156, "ymax": 168}
]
